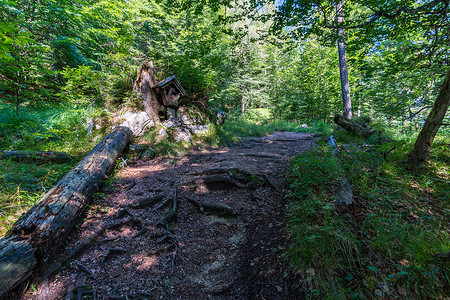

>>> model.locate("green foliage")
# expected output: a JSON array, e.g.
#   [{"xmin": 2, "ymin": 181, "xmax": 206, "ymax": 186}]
[
  {"xmin": 58, "ymin": 66, "xmax": 105, "ymax": 104},
  {"xmin": 289, "ymin": 148, "xmax": 339, "ymax": 199},
  {"xmin": 0, "ymin": 159, "xmax": 75, "ymax": 236},
  {"xmin": 286, "ymin": 130, "xmax": 450, "ymax": 298}
]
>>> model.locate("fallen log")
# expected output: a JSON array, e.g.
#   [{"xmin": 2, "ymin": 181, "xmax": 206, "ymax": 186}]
[
  {"xmin": 0, "ymin": 150, "xmax": 72, "ymax": 163},
  {"xmin": 334, "ymin": 114, "xmax": 372, "ymax": 138},
  {"xmin": 0, "ymin": 126, "xmax": 132, "ymax": 298}
]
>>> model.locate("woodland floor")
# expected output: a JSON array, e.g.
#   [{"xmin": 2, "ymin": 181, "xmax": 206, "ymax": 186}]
[{"xmin": 20, "ymin": 131, "xmax": 317, "ymax": 300}]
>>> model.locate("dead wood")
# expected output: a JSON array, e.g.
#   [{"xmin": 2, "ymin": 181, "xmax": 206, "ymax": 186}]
[
  {"xmin": 334, "ymin": 114, "xmax": 373, "ymax": 138},
  {"xmin": 186, "ymin": 196, "xmax": 237, "ymax": 217},
  {"xmin": 128, "ymin": 194, "xmax": 165, "ymax": 209},
  {"xmin": 0, "ymin": 236, "xmax": 36, "ymax": 297},
  {"xmin": 0, "ymin": 150, "xmax": 73, "ymax": 162},
  {"xmin": 0, "ymin": 126, "xmax": 131, "ymax": 299},
  {"xmin": 65, "ymin": 284, "xmax": 75, "ymax": 300}
]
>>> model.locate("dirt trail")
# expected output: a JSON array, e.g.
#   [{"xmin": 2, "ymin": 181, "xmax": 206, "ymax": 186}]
[{"xmin": 21, "ymin": 132, "xmax": 316, "ymax": 300}]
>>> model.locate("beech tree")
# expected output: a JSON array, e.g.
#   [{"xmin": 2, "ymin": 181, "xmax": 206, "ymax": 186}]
[{"xmin": 272, "ymin": 0, "xmax": 449, "ymax": 166}]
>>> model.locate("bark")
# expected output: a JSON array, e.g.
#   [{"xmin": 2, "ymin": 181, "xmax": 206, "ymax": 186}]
[
  {"xmin": 0, "ymin": 126, "xmax": 132, "ymax": 298},
  {"xmin": 337, "ymin": 0, "xmax": 352, "ymax": 119},
  {"xmin": 0, "ymin": 236, "xmax": 36, "ymax": 296},
  {"xmin": 334, "ymin": 114, "xmax": 372, "ymax": 138},
  {"xmin": 134, "ymin": 61, "xmax": 161, "ymax": 125},
  {"xmin": 0, "ymin": 150, "xmax": 72, "ymax": 162},
  {"xmin": 408, "ymin": 68, "xmax": 450, "ymax": 167}
]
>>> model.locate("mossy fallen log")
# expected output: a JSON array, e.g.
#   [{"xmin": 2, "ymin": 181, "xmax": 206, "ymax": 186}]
[
  {"xmin": 0, "ymin": 126, "xmax": 132, "ymax": 298},
  {"xmin": 0, "ymin": 150, "xmax": 72, "ymax": 163}
]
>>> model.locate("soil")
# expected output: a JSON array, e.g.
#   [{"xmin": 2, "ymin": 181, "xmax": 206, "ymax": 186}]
[{"xmin": 19, "ymin": 131, "xmax": 317, "ymax": 300}]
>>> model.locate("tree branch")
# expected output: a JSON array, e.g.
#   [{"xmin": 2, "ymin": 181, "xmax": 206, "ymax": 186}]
[{"xmin": 322, "ymin": 0, "xmax": 445, "ymax": 30}]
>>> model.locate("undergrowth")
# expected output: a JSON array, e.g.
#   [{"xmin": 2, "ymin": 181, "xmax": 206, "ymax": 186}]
[
  {"xmin": 0, "ymin": 103, "xmax": 105, "ymax": 236},
  {"xmin": 286, "ymin": 127, "xmax": 450, "ymax": 299}
]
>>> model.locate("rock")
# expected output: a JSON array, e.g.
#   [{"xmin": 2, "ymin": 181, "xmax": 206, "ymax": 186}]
[
  {"xmin": 174, "ymin": 127, "xmax": 192, "ymax": 143},
  {"xmin": 120, "ymin": 111, "xmax": 154, "ymax": 136},
  {"xmin": 162, "ymin": 119, "xmax": 178, "ymax": 128},
  {"xmin": 178, "ymin": 107, "xmax": 194, "ymax": 126},
  {"xmin": 167, "ymin": 108, "xmax": 177, "ymax": 120},
  {"xmin": 158, "ymin": 128, "xmax": 168, "ymax": 138},
  {"xmin": 300, "ymin": 124, "xmax": 308, "ymax": 128},
  {"xmin": 189, "ymin": 124, "xmax": 209, "ymax": 135},
  {"xmin": 86, "ymin": 118, "xmax": 94, "ymax": 135}
]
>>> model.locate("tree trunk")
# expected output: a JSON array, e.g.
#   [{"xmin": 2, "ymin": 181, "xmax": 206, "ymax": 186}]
[
  {"xmin": 134, "ymin": 61, "xmax": 161, "ymax": 125},
  {"xmin": 407, "ymin": 68, "xmax": 450, "ymax": 167},
  {"xmin": 334, "ymin": 114, "xmax": 372, "ymax": 138},
  {"xmin": 337, "ymin": 0, "xmax": 352, "ymax": 119},
  {"xmin": 0, "ymin": 150, "xmax": 72, "ymax": 163},
  {"xmin": 0, "ymin": 126, "xmax": 132, "ymax": 298}
]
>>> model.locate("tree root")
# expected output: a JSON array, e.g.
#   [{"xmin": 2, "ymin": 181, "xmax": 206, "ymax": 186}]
[
  {"xmin": 158, "ymin": 191, "xmax": 178, "ymax": 226},
  {"xmin": 128, "ymin": 194, "xmax": 165, "ymax": 209},
  {"xmin": 124, "ymin": 178, "xmax": 136, "ymax": 191},
  {"xmin": 152, "ymin": 197, "xmax": 171, "ymax": 212},
  {"xmin": 148, "ymin": 244, "xmax": 175, "ymax": 256},
  {"xmin": 263, "ymin": 174, "xmax": 281, "ymax": 193},
  {"xmin": 101, "ymin": 247, "xmax": 127, "ymax": 264},
  {"xmin": 194, "ymin": 174, "xmax": 246, "ymax": 189},
  {"xmin": 66, "ymin": 217, "xmax": 132, "ymax": 260},
  {"xmin": 133, "ymin": 226, "xmax": 149, "ymax": 238},
  {"xmin": 75, "ymin": 261, "xmax": 96, "ymax": 280},
  {"xmin": 186, "ymin": 196, "xmax": 237, "ymax": 217}
]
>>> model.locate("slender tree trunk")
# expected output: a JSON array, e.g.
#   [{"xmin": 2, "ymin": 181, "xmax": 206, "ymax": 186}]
[
  {"xmin": 407, "ymin": 68, "xmax": 450, "ymax": 167},
  {"xmin": 337, "ymin": 0, "xmax": 352, "ymax": 119}
]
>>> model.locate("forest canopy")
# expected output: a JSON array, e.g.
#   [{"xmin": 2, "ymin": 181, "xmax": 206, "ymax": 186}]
[{"xmin": 1, "ymin": 0, "xmax": 447, "ymax": 126}]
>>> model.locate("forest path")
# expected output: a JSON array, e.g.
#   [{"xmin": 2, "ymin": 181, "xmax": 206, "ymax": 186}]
[{"xmin": 23, "ymin": 132, "xmax": 316, "ymax": 300}]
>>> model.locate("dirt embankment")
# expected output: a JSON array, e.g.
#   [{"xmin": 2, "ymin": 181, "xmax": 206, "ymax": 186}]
[{"xmin": 19, "ymin": 132, "xmax": 316, "ymax": 300}]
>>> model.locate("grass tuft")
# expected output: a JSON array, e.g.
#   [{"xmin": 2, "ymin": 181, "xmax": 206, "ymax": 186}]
[{"xmin": 286, "ymin": 127, "xmax": 450, "ymax": 298}]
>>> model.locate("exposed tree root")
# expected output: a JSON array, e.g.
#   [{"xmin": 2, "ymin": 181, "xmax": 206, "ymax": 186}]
[
  {"xmin": 66, "ymin": 217, "xmax": 132, "ymax": 261},
  {"xmin": 124, "ymin": 178, "xmax": 136, "ymax": 191},
  {"xmin": 263, "ymin": 174, "xmax": 282, "ymax": 193},
  {"xmin": 186, "ymin": 196, "xmax": 237, "ymax": 217},
  {"xmin": 148, "ymin": 244, "xmax": 175, "ymax": 256},
  {"xmin": 132, "ymin": 226, "xmax": 149, "ymax": 238},
  {"xmin": 75, "ymin": 262, "xmax": 96, "ymax": 280},
  {"xmin": 152, "ymin": 197, "xmax": 171, "ymax": 212},
  {"xmin": 194, "ymin": 174, "xmax": 246, "ymax": 189},
  {"xmin": 101, "ymin": 248, "xmax": 127, "ymax": 264},
  {"xmin": 158, "ymin": 191, "xmax": 178, "ymax": 226},
  {"xmin": 128, "ymin": 194, "xmax": 165, "ymax": 209}
]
